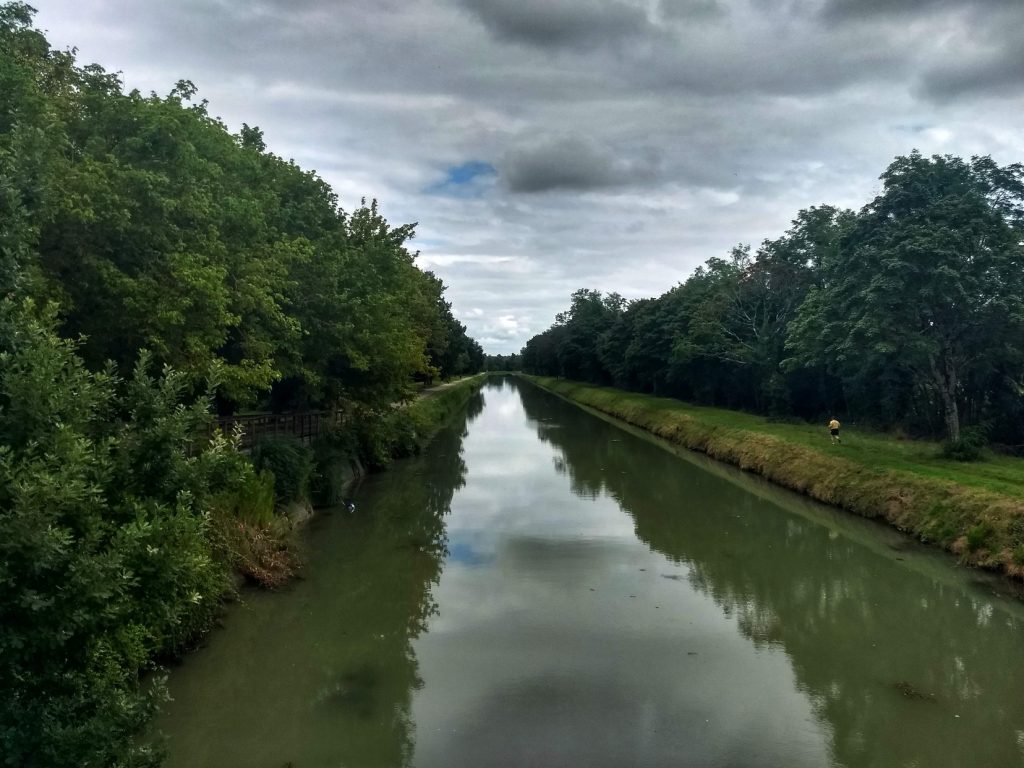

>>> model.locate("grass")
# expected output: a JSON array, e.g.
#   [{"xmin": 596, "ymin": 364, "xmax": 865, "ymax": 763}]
[
  {"xmin": 526, "ymin": 375, "xmax": 1024, "ymax": 579},
  {"xmin": 647, "ymin": 398, "xmax": 1024, "ymax": 499},
  {"xmin": 209, "ymin": 468, "xmax": 299, "ymax": 588}
]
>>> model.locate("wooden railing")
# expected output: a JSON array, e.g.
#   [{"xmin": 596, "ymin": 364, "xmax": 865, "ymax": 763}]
[{"xmin": 214, "ymin": 410, "xmax": 341, "ymax": 450}]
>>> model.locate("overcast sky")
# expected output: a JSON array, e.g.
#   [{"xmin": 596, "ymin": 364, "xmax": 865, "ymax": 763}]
[{"xmin": 30, "ymin": 0, "xmax": 1024, "ymax": 353}]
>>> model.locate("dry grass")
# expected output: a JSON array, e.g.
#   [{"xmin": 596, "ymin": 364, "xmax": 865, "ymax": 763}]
[
  {"xmin": 528, "ymin": 376, "xmax": 1024, "ymax": 579},
  {"xmin": 213, "ymin": 515, "xmax": 300, "ymax": 589}
]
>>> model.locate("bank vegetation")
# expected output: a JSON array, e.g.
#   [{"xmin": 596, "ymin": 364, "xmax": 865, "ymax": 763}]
[
  {"xmin": 528, "ymin": 377, "xmax": 1024, "ymax": 579},
  {"xmin": 0, "ymin": 5, "xmax": 482, "ymax": 766}
]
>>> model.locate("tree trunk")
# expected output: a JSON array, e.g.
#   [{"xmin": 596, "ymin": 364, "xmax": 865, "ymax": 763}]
[
  {"xmin": 930, "ymin": 354, "xmax": 961, "ymax": 442},
  {"xmin": 940, "ymin": 389, "xmax": 960, "ymax": 443}
]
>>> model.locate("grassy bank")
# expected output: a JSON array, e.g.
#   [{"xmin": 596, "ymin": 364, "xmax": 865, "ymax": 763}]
[
  {"xmin": 526, "ymin": 376, "xmax": 1024, "ymax": 578},
  {"xmin": 360, "ymin": 373, "xmax": 488, "ymax": 468},
  {"xmin": 406, "ymin": 373, "xmax": 488, "ymax": 440}
]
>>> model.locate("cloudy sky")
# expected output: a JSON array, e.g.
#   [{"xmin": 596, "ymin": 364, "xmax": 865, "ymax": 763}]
[{"xmin": 30, "ymin": 0, "xmax": 1024, "ymax": 353}]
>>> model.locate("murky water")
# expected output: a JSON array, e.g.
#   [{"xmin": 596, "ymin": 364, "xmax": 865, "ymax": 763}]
[{"xmin": 159, "ymin": 377, "xmax": 1024, "ymax": 768}]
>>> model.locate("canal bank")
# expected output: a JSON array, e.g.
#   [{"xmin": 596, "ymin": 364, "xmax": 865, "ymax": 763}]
[
  {"xmin": 525, "ymin": 375, "xmax": 1024, "ymax": 579},
  {"xmin": 158, "ymin": 377, "xmax": 1024, "ymax": 768},
  {"xmin": 243, "ymin": 373, "xmax": 489, "ymax": 583}
]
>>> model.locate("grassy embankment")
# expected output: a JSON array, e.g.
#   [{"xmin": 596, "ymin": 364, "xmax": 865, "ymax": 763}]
[
  {"xmin": 400, "ymin": 373, "xmax": 488, "ymax": 449},
  {"xmin": 526, "ymin": 376, "xmax": 1024, "ymax": 578}
]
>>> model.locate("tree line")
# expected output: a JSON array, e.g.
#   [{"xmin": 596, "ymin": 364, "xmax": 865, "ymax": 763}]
[
  {"xmin": 0, "ymin": 4, "xmax": 481, "ymax": 765},
  {"xmin": 1, "ymin": 3, "xmax": 482, "ymax": 413},
  {"xmin": 521, "ymin": 151, "xmax": 1024, "ymax": 450}
]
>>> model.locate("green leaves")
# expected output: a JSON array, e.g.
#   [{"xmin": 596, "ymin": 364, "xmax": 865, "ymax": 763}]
[
  {"xmin": 788, "ymin": 152, "xmax": 1024, "ymax": 440},
  {"xmin": 0, "ymin": 302, "xmax": 254, "ymax": 766},
  {"xmin": 525, "ymin": 154, "xmax": 1024, "ymax": 442},
  {"xmin": 2, "ymin": 2, "xmax": 480, "ymax": 415},
  {"xmin": 0, "ymin": 6, "xmax": 485, "ymax": 765}
]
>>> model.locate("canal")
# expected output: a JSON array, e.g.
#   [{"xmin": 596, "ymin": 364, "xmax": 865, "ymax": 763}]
[{"xmin": 159, "ymin": 376, "xmax": 1024, "ymax": 767}]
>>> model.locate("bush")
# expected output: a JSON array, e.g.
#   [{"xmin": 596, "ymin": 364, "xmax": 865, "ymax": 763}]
[
  {"xmin": 205, "ymin": 456, "xmax": 300, "ymax": 588},
  {"xmin": 0, "ymin": 308, "xmax": 235, "ymax": 767},
  {"xmin": 1012, "ymin": 545, "xmax": 1024, "ymax": 566},
  {"xmin": 310, "ymin": 431, "xmax": 359, "ymax": 507},
  {"xmin": 209, "ymin": 510, "xmax": 297, "ymax": 589},
  {"xmin": 941, "ymin": 425, "xmax": 989, "ymax": 462},
  {"xmin": 348, "ymin": 409, "xmax": 413, "ymax": 470},
  {"xmin": 250, "ymin": 436, "xmax": 315, "ymax": 506},
  {"xmin": 966, "ymin": 521, "xmax": 995, "ymax": 552},
  {"xmin": 209, "ymin": 467, "xmax": 276, "ymax": 527}
]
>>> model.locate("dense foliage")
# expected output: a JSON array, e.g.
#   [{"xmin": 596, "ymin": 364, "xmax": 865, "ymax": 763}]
[
  {"xmin": 0, "ymin": 307, "xmax": 239, "ymax": 767},
  {"xmin": 522, "ymin": 153, "xmax": 1024, "ymax": 448},
  {"xmin": 0, "ymin": 4, "xmax": 482, "ymax": 765},
  {"xmin": 0, "ymin": 3, "xmax": 481, "ymax": 414}
]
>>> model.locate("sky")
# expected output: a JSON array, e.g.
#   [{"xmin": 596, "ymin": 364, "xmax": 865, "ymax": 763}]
[{"xmin": 29, "ymin": 0, "xmax": 1024, "ymax": 353}]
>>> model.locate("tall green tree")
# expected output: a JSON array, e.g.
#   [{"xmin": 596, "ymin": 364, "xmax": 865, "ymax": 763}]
[
  {"xmin": 1, "ymin": 6, "xmax": 487, "ymax": 766},
  {"xmin": 788, "ymin": 152, "xmax": 1024, "ymax": 441},
  {"xmin": 1, "ymin": 2, "xmax": 482, "ymax": 412}
]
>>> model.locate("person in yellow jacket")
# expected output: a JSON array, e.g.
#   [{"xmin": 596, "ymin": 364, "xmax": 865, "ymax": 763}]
[{"xmin": 828, "ymin": 418, "xmax": 841, "ymax": 444}]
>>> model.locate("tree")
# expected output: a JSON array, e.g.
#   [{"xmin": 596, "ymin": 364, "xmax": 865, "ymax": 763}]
[
  {"xmin": 1, "ymin": 3, "xmax": 483, "ymax": 412},
  {"xmin": 788, "ymin": 152, "xmax": 1024, "ymax": 442},
  {"xmin": 551, "ymin": 289, "xmax": 623, "ymax": 383}
]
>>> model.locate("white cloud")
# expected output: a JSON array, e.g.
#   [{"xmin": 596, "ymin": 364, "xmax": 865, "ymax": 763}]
[{"xmin": 29, "ymin": 0, "xmax": 1024, "ymax": 353}]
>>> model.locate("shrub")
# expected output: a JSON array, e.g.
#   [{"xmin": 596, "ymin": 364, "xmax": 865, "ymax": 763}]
[
  {"xmin": 941, "ymin": 425, "xmax": 989, "ymax": 462},
  {"xmin": 250, "ymin": 436, "xmax": 315, "ymax": 506},
  {"xmin": 206, "ymin": 458, "xmax": 299, "ymax": 587},
  {"xmin": 310, "ymin": 431, "xmax": 359, "ymax": 507},
  {"xmin": 1012, "ymin": 545, "xmax": 1024, "ymax": 566},
  {"xmin": 350, "ymin": 409, "xmax": 413, "ymax": 470},
  {"xmin": 0, "ymin": 308, "xmax": 234, "ymax": 766},
  {"xmin": 209, "ymin": 510, "xmax": 297, "ymax": 589},
  {"xmin": 966, "ymin": 521, "xmax": 995, "ymax": 552},
  {"xmin": 209, "ymin": 467, "xmax": 276, "ymax": 527}
]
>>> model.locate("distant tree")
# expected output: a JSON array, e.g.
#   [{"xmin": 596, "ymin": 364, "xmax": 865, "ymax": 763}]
[
  {"xmin": 552, "ymin": 289, "xmax": 623, "ymax": 383},
  {"xmin": 484, "ymin": 353, "xmax": 521, "ymax": 371}
]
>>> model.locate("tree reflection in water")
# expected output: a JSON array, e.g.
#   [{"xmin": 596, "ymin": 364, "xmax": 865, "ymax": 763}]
[
  {"xmin": 515, "ymin": 378, "xmax": 1024, "ymax": 768},
  {"xmin": 164, "ymin": 382, "xmax": 1024, "ymax": 768},
  {"xmin": 160, "ymin": 392, "xmax": 483, "ymax": 768}
]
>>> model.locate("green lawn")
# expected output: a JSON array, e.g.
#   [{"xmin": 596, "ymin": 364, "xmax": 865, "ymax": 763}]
[{"xmin": 633, "ymin": 395, "xmax": 1024, "ymax": 499}]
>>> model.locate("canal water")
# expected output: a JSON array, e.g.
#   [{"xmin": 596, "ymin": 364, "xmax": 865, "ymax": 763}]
[{"xmin": 159, "ymin": 377, "xmax": 1024, "ymax": 768}]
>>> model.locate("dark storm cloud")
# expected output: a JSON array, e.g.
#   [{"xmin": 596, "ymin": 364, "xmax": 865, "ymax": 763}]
[
  {"xmin": 909, "ymin": 1, "xmax": 1024, "ymax": 100},
  {"xmin": 659, "ymin": 0, "xmax": 727, "ymax": 21},
  {"xmin": 501, "ymin": 136, "xmax": 660, "ymax": 193},
  {"xmin": 458, "ymin": 0, "xmax": 651, "ymax": 50},
  {"xmin": 820, "ymin": 0, "xmax": 1020, "ymax": 21},
  {"xmin": 922, "ymin": 49, "xmax": 1024, "ymax": 100}
]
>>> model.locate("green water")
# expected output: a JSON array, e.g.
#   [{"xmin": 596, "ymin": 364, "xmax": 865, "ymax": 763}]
[{"xmin": 159, "ymin": 377, "xmax": 1024, "ymax": 768}]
